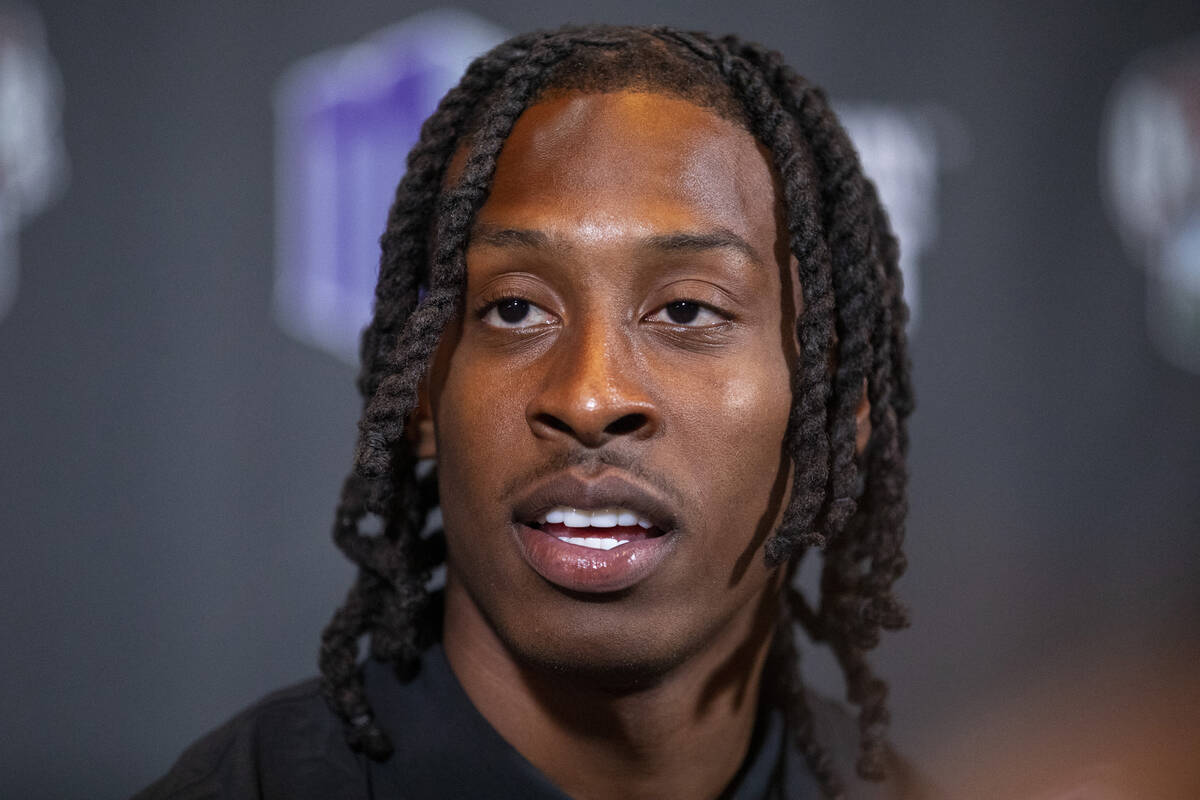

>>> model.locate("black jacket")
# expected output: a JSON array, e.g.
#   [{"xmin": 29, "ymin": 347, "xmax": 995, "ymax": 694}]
[{"xmin": 135, "ymin": 645, "xmax": 932, "ymax": 800}]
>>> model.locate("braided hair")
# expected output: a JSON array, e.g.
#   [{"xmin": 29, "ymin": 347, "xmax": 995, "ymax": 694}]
[{"xmin": 317, "ymin": 25, "xmax": 913, "ymax": 798}]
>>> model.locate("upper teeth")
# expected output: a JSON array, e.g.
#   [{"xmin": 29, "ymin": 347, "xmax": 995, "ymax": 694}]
[{"xmin": 538, "ymin": 507, "xmax": 654, "ymax": 529}]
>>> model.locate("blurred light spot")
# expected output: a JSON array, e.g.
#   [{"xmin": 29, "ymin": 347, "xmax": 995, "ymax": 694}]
[
  {"xmin": 1103, "ymin": 37, "xmax": 1200, "ymax": 373},
  {"xmin": 839, "ymin": 103, "xmax": 967, "ymax": 329},
  {"xmin": 0, "ymin": 1, "xmax": 68, "ymax": 323}
]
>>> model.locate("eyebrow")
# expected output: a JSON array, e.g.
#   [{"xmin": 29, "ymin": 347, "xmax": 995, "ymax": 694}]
[
  {"xmin": 643, "ymin": 230, "xmax": 760, "ymax": 264},
  {"xmin": 470, "ymin": 223, "xmax": 762, "ymax": 266},
  {"xmin": 470, "ymin": 224, "xmax": 552, "ymax": 249}
]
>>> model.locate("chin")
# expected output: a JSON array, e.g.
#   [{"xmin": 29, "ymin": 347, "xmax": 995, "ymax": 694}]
[{"xmin": 493, "ymin": 595, "xmax": 702, "ymax": 692}]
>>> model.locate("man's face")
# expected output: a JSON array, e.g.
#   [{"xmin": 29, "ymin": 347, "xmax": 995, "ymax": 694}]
[{"xmin": 430, "ymin": 90, "xmax": 798, "ymax": 682}]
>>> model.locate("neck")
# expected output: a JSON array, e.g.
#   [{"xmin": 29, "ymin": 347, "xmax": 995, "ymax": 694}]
[{"xmin": 442, "ymin": 577, "xmax": 782, "ymax": 800}]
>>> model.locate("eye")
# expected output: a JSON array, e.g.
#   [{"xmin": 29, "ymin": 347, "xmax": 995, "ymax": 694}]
[
  {"xmin": 481, "ymin": 297, "xmax": 555, "ymax": 329},
  {"xmin": 645, "ymin": 300, "xmax": 726, "ymax": 327}
]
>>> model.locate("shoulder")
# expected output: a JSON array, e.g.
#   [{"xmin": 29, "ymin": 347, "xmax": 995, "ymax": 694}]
[
  {"xmin": 132, "ymin": 678, "xmax": 367, "ymax": 800},
  {"xmin": 800, "ymin": 692, "xmax": 944, "ymax": 800}
]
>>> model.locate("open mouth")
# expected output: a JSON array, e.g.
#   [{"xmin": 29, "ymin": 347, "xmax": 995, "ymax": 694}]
[
  {"xmin": 509, "ymin": 472, "xmax": 679, "ymax": 593},
  {"xmin": 524, "ymin": 506, "xmax": 667, "ymax": 551}
]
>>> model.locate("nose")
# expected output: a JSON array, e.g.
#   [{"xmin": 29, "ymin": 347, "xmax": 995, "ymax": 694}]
[{"xmin": 526, "ymin": 319, "xmax": 659, "ymax": 447}]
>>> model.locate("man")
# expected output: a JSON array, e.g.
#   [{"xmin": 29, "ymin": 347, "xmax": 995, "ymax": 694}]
[{"xmin": 139, "ymin": 25, "xmax": 918, "ymax": 800}]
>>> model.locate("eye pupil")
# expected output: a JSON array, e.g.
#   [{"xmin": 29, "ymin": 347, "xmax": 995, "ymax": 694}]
[
  {"xmin": 666, "ymin": 301, "xmax": 700, "ymax": 324},
  {"xmin": 497, "ymin": 299, "xmax": 529, "ymax": 324}
]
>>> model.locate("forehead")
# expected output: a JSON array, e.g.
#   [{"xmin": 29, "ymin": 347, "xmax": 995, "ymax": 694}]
[{"xmin": 468, "ymin": 90, "xmax": 782, "ymax": 254}]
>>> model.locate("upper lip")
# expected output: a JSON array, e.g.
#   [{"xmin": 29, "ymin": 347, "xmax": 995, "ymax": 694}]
[{"xmin": 511, "ymin": 471, "xmax": 679, "ymax": 533}]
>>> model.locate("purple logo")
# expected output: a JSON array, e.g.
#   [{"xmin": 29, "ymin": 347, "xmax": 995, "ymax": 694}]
[
  {"xmin": 273, "ymin": 16, "xmax": 951, "ymax": 359},
  {"xmin": 273, "ymin": 10, "xmax": 506, "ymax": 362}
]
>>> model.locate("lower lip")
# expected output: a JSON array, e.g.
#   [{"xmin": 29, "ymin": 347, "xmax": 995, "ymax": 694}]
[{"xmin": 513, "ymin": 524, "xmax": 676, "ymax": 593}]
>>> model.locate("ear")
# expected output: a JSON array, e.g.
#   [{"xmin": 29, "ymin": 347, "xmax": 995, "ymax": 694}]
[
  {"xmin": 854, "ymin": 377, "xmax": 872, "ymax": 456},
  {"xmin": 406, "ymin": 378, "xmax": 437, "ymax": 460}
]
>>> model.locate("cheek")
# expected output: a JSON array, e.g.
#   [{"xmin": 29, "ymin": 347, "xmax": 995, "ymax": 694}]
[
  {"xmin": 432, "ymin": 353, "xmax": 535, "ymax": 593},
  {"xmin": 668, "ymin": 356, "xmax": 793, "ymax": 516},
  {"xmin": 431, "ymin": 353, "xmax": 521, "ymax": 511}
]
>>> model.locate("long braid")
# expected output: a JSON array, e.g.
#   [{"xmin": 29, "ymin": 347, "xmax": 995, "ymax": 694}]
[
  {"xmin": 797, "ymin": 83, "xmax": 910, "ymax": 782},
  {"xmin": 651, "ymin": 28, "xmax": 838, "ymax": 562},
  {"xmin": 648, "ymin": 29, "xmax": 907, "ymax": 786},
  {"xmin": 753, "ymin": 579, "xmax": 839, "ymax": 799},
  {"xmin": 716, "ymin": 35, "xmax": 914, "ymax": 780},
  {"xmin": 318, "ymin": 25, "xmax": 914, "ymax": 794}
]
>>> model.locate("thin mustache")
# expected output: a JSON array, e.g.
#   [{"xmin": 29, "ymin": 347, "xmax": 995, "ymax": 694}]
[{"xmin": 500, "ymin": 450, "xmax": 686, "ymax": 508}]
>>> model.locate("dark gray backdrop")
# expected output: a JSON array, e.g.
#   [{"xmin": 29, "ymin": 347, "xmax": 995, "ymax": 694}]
[{"xmin": 2, "ymin": 2, "xmax": 1198, "ymax": 798}]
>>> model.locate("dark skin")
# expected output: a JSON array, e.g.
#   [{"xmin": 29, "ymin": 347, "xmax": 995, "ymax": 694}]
[{"xmin": 417, "ymin": 90, "xmax": 868, "ymax": 800}]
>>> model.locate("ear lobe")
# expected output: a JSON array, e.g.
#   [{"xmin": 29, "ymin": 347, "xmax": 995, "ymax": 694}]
[
  {"xmin": 855, "ymin": 378, "xmax": 872, "ymax": 456},
  {"xmin": 406, "ymin": 379, "xmax": 437, "ymax": 460}
]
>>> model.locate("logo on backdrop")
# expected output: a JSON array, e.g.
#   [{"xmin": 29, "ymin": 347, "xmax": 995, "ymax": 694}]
[
  {"xmin": 274, "ymin": 13, "xmax": 955, "ymax": 361},
  {"xmin": 1103, "ymin": 37, "xmax": 1200, "ymax": 374},
  {"xmin": 0, "ymin": 2, "xmax": 68, "ymax": 323},
  {"xmin": 840, "ymin": 105, "xmax": 966, "ymax": 328},
  {"xmin": 273, "ymin": 9, "xmax": 506, "ymax": 362}
]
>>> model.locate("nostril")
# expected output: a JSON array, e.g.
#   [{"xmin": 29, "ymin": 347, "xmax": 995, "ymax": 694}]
[
  {"xmin": 534, "ymin": 413, "xmax": 574, "ymax": 435},
  {"xmin": 605, "ymin": 413, "xmax": 647, "ymax": 436}
]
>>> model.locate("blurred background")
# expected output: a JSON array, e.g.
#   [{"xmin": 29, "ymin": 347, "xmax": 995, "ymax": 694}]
[{"xmin": 2, "ymin": 1, "xmax": 1198, "ymax": 798}]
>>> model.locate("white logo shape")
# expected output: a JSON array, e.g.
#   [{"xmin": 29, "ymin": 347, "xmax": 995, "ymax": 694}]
[
  {"xmin": 0, "ymin": 2, "xmax": 68, "ymax": 323},
  {"xmin": 1103, "ymin": 36, "xmax": 1200, "ymax": 373},
  {"xmin": 840, "ymin": 104, "xmax": 967, "ymax": 328}
]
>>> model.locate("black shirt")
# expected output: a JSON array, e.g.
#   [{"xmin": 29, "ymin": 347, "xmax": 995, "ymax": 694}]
[{"xmin": 135, "ymin": 645, "xmax": 928, "ymax": 799}]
